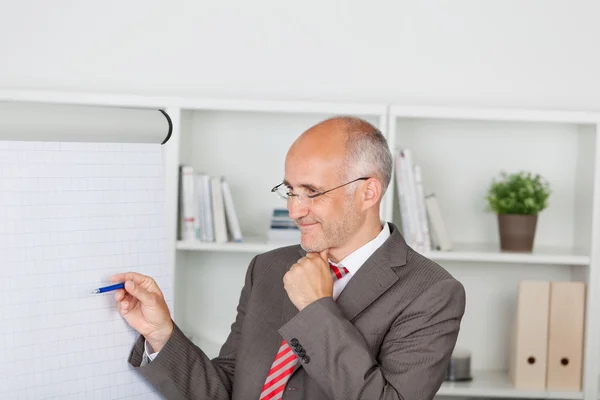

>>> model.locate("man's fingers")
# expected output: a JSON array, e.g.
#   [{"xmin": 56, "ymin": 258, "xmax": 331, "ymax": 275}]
[
  {"xmin": 110, "ymin": 272, "xmax": 162, "ymax": 295},
  {"xmin": 114, "ymin": 289, "xmax": 125, "ymax": 302},
  {"xmin": 299, "ymin": 253, "xmax": 329, "ymax": 268},
  {"xmin": 115, "ymin": 291, "xmax": 138, "ymax": 313},
  {"xmin": 111, "ymin": 272, "xmax": 149, "ymax": 285},
  {"xmin": 319, "ymin": 249, "xmax": 329, "ymax": 262},
  {"xmin": 116, "ymin": 297, "xmax": 129, "ymax": 315},
  {"xmin": 115, "ymin": 290, "xmax": 138, "ymax": 306},
  {"xmin": 129, "ymin": 295, "xmax": 139, "ymax": 311},
  {"xmin": 124, "ymin": 280, "xmax": 157, "ymax": 306}
]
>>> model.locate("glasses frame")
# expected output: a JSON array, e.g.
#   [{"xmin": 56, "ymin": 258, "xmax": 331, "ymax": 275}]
[{"xmin": 271, "ymin": 177, "xmax": 370, "ymax": 206}]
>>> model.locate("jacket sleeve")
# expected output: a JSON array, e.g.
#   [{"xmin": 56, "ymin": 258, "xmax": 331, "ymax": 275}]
[
  {"xmin": 127, "ymin": 255, "xmax": 259, "ymax": 400},
  {"xmin": 277, "ymin": 278, "xmax": 466, "ymax": 400}
]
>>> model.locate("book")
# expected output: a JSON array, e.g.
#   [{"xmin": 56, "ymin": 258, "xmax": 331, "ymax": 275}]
[
  {"xmin": 179, "ymin": 165, "xmax": 196, "ymax": 241},
  {"xmin": 394, "ymin": 148, "xmax": 433, "ymax": 253},
  {"xmin": 267, "ymin": 208, "xmax": 300, "ymax": 244},
  {"xmin": 425, "ymin": 193, "xmax": 452, "ymax": 251},
  {"xmin": 211, "ymin": 176, "xmax": 228, "ymax": 243},
  {"xmin": 221, "ymin": 177, "xmax": 243, "ymax": 242},
  {"xmin": 176, "ymin": 166, "xmax": 242, "ymax": 243}
]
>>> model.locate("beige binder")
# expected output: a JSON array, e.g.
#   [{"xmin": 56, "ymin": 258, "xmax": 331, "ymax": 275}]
[
  {"xmin": 509, "ymin": 280, "xmax": 550, "ymax": 390},
  {"xmin": 546, "ymin": 281, "xmax": 586, "ymax": 391}
]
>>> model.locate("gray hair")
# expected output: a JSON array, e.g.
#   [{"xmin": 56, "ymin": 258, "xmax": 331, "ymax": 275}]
[{"xmin": 326, "ymin": 116, "xmax": 393, "ymax": 197}]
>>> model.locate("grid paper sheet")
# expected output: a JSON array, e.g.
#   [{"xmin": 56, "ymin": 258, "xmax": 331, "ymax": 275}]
[{"xmin": 0, "ymin": 141, "xmax": 172, "ymax": 400}]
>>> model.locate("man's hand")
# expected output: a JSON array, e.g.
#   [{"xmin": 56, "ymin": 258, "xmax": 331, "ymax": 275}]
[
  {"xmin": 283, "ymin": 250, "xmax": 333, "ymax": 311},
  {"xmin": 110, "ymin": 272, "xmax": 173, "ymax": 353}
]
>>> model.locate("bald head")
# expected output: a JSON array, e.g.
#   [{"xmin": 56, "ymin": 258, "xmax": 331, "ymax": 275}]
[
  {"xmin": 288, "ymin": 117, "xmax": 349, "ymax": 179},
  {"xmin": 288, "ymin": 116, "xmax": 393, "ymax": 195}
]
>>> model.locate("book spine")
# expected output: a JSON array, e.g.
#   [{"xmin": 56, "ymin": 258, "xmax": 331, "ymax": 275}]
[
  {"xmin": 414, "ymin": 165, "xmax": 431, "ymax": 252},
  {"xmin": 180, "ymin": 165, "xmax": 196, "ymax": 241},
  {"xmin": 221, "ymin": 178, "xmax": 243, "ymax": 242}
]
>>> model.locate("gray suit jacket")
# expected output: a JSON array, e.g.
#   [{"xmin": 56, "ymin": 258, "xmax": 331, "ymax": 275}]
[{"xmin": 128, "ymin": 222, "xmax": 466, "ymax": 399}]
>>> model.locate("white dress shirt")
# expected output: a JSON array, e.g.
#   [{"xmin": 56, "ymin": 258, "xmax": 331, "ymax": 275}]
[
  {"xmin": 330, "ymin": 221, "xmax": 390, "ymax": 300},
  {"xmin": 144, "ymin": 222, "xmax": 391, "ymax": 363}
]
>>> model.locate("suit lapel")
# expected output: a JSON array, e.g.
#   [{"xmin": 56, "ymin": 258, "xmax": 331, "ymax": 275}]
[{"xmin": 335, "ymin": 224, "xmax": 408, "ymax": 322}]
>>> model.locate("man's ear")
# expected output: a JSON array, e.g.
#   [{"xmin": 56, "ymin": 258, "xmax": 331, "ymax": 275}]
[
  {"xmin": 361, "ymin": 178, "xmax": 381, "ymax": 210},
  {"xmin": 362, "ymin": 178, "xmax": 382, "ymax": 207}
]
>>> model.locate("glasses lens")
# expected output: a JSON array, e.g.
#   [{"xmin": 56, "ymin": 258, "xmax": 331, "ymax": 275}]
[
  {"xmin": 275, "ymin": 186, "xmax": 290, "ymax": 200},
  {"xmin": 272, "ymin": 185, "xmax": 314, "ymax": 207}
]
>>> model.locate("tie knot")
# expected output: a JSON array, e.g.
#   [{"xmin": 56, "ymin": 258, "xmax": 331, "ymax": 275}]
[{"xmin": 329, "ymin": 263, "xmax": 349, "ymax": 281}]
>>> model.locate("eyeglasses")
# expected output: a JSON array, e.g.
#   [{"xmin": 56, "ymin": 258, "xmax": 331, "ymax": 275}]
[{"xmin": 271, "ymin": 177, "xmax": 370, "ymax": 208}]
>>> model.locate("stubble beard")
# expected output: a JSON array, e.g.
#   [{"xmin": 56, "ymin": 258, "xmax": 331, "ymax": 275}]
[{"xmin": 298, "ymin": 198, "xmax": 361, "ymax": 253}]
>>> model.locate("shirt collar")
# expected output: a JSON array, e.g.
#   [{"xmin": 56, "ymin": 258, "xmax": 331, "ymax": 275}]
[{"xmin": 330, "ymin": 222, "xmax": 391, "ymax": 275}]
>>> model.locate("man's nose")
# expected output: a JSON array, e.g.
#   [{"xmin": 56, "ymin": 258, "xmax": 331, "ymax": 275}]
[{"xmin": 287, "ymin": 199, "xmax": 308, "ymax": 220}]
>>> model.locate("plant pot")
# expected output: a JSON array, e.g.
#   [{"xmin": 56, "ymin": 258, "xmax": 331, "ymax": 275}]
[{"xmin": 497, "ymin": 213, "xmax": 538, "ymax": 252}]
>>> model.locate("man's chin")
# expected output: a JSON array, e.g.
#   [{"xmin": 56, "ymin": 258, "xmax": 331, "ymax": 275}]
[{"xmin": 299, "ymin": 235, "xmax": 324, "ymax": 253}]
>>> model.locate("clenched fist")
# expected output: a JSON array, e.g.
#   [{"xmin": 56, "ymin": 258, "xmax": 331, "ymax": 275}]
[{"xmin": 283, "ymin": 250, "xmax": 333, "ymax": 311}]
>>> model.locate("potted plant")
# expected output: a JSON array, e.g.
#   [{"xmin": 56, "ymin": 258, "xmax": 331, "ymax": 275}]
[{"xmin": 486, "ymin": 171, "xmax": 551, "ymax": 252}]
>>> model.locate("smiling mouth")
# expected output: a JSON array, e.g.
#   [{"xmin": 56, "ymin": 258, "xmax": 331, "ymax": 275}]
[{"xmin": 297, "ymin": 221, "xmax": 319, "ymax": 229}]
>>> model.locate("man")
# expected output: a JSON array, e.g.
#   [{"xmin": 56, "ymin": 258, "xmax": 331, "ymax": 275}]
[{"xmin": 111, "ymin": 116, "xmax": 466, "ymax": 400}]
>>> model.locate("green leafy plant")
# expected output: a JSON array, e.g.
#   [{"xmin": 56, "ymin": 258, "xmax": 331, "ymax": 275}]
[{"xmin": 486, "ymin": 171, "xmax": 551, "ymax": 215}]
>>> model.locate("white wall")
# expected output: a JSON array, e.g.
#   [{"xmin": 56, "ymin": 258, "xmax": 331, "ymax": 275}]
[{"xmin": 0, "ymin": 0, "xmax": 599, "ymax": 111}]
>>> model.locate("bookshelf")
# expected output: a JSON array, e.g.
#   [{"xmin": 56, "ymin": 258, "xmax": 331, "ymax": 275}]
[
  {"xmin": 2, "ymin": 89, "xmax": 599, "ymax": 400},
  {"xmin": 172, "ymin": 102, "xmax": 600, "ymax": 399},
  {"xmin": 388, "ymin": 105, "xmax": 600, "ymax": 400}
]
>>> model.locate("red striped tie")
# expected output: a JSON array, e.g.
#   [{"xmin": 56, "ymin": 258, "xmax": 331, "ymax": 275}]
[{"xmin": 259, "ymin": 263, "xmax": 349, "ymax": 400}]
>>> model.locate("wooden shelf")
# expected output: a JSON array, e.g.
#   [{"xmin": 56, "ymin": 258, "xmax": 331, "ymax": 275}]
[
  {"xmin": 177, "ymin": 239, "xmax": 589, "ymax": 266},
  {"xmin": 438, "ymin": 370, "xmax": 583, "ymax": 399}
]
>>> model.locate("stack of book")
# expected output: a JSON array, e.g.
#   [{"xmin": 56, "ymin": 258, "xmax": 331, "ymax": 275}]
[
  {"xmin": 177, "ymin": 164, "xmax": 243, "ymax": 243},
  {"xmin": 267, "ymin": 208, "xmax": 300, "ymax": 245},
  {"xmin": 394, "ymin": 148, "xmax": 452, "ymax": 253}
]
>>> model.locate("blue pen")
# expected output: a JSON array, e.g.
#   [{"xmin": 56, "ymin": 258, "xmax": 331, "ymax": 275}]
[{"xmin": 90, "ymin": 282, "xmax": 125, "ymax": 294}]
